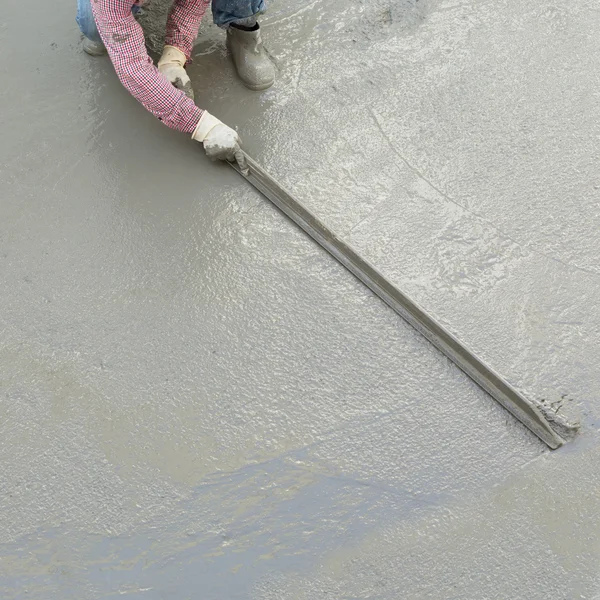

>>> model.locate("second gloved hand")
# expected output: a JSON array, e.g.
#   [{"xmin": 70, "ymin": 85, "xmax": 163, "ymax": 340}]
[
  {"xmin": 158, "ymin": 45, "xmax": 194, "ymax": 100},
  {"xmin": 192, "ymin": 112, "xmax": 248, "ymax": 173}
]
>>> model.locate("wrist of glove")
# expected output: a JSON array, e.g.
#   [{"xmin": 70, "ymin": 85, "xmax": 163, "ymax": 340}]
[
  {"xmin": 192, "ymin": 112, "xmax": 248, "ymax": 173},
  {"xmin": 158, "ymin": 45, "xmax": 194, "ymax": 100}
]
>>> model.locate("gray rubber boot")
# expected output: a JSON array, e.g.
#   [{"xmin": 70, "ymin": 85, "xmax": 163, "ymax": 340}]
[
  {"xmin": 227, "ymin": 25, "xmax": 275, "ymax": 91},
  {"xmin": 83, "ymin": 37, "xmax": 107, "ymax": 57}
]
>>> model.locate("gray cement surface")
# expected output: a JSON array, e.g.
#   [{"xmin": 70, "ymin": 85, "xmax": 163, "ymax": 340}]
[{"xmin": 1, "ymin": 0, "xmax": 599, "ymax": 598}]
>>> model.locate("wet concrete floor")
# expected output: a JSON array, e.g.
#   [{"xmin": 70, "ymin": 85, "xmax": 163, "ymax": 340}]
[{"xmin": 1, "ymin": 0, "xmax": 600, "ymax": 598}]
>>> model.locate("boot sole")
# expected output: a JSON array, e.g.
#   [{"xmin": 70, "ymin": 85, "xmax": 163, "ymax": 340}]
[
  {"xmin": 243, "ymin": 80, "xmax": 275, "ymax": 91},
  {"xmin": 83, "ymin": 43, "xmax": 107, "ymax": 57},
  {"xmin": 83, "ymin": 48, "xmax": 107, "ymax": 57}
]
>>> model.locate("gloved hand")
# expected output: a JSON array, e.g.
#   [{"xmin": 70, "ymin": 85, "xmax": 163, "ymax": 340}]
[
  {"xmin": 157, "ymin": 45, "xmax": 194, "ymax": 100},
  {"xmin": 192, "ymin": 111, "xmax": 248, "ymax": 173}
]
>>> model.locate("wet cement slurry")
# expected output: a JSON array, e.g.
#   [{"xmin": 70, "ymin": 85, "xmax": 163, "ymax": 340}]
[{"xmin": 1, "ymin": 0, "xmax": 600, "ymax": 598}]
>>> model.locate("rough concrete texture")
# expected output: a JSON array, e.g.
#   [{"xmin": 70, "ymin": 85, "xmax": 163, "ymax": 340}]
[
  {"xmin": 1, "ymin": 0, "xmax": 600, "ymax": 598},
  {"xmin": 136, "ymin": 0, "xmax": 176, "ymax": 56}
]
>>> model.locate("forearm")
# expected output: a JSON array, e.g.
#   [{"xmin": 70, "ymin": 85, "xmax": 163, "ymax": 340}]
[
  {"xmin": 165, "ymin": 0, "xmax": 211, "ymax": 59},
  {"xmin": 91, "ymin": 0, "xmax": 202, "ymax": 133}
]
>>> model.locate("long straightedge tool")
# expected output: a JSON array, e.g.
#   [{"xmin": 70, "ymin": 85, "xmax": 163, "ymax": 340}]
[{"xmin": 228, "ymin": 153, "xmax": 567, "ymax": 449}]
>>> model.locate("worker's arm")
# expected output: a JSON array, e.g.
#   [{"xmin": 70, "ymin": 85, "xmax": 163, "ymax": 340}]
[
  {"xmin": 164, "ymin": 0, "xmax": 211, "ymax": 59},
  {"xmin": 90, "ymin": 0, "xmax": 246, "ymax": 170},
  {"xmin": 157, "ymin": 0, "xmax": 212, "ymax": 101},
  {"xmin": 91, "ymin": 0, "xmax": 201, "ymax": 132}
]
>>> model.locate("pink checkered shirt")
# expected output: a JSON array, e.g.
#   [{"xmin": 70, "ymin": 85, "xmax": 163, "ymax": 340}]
[{"xmin": 91, "ymin": 0, "xmax": 211, "ymax": 133}]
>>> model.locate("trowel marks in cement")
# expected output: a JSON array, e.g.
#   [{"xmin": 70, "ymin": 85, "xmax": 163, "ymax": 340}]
[
  {"xmin": 3, "ymin": 0, "xmax": 600, "ymax": 598},
  {"xmin": 228, "ymin": 154, "xmax": 577, "ymax": 449}
]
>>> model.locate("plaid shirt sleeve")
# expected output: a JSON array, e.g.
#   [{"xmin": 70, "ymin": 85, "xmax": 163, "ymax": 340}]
[
  {"xmin": 165, "ymin": 0, "xmax": 212, "ymax": 59},
  {"xmin": 91, "ymin": 0, "xmax": 208, "ymax": 134}
]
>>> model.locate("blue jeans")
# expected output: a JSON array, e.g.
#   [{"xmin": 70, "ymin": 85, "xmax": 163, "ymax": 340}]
[
  {"xmin": 76, "ymin": 0, "xmax": 266, "ymax": 42},
  {"xmin": 212, "ymin": 0, "xmax": 265, "ymax": 27}
]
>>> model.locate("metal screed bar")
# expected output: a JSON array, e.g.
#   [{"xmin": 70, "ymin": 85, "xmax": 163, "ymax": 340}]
[{"xmin": 228, "ymin": 154, "xmax": 565, "ymax": 449}]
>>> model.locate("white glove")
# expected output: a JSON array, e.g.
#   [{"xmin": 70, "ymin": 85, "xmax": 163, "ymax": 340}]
[
  {"xmin": 158, "ymin": 45, "xmax": 194, "ymax": 100},
  {"xmin": 192, "ymin": 111, "xmax": 248, "ymax": 173}
]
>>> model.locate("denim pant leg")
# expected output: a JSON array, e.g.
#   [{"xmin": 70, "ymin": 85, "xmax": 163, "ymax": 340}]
[
  {"xmin": 76, "ymin": 0, "xmax": 102, "ymax": 42},
  {"xmin": 212, "ymin": 0, "xmax": 266, "ymax": 27}
]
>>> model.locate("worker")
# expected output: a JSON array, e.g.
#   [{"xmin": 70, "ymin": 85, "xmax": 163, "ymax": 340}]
[{"xmin": 75, "ymin": 0, "xmax": 276, "ymax": 171}]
